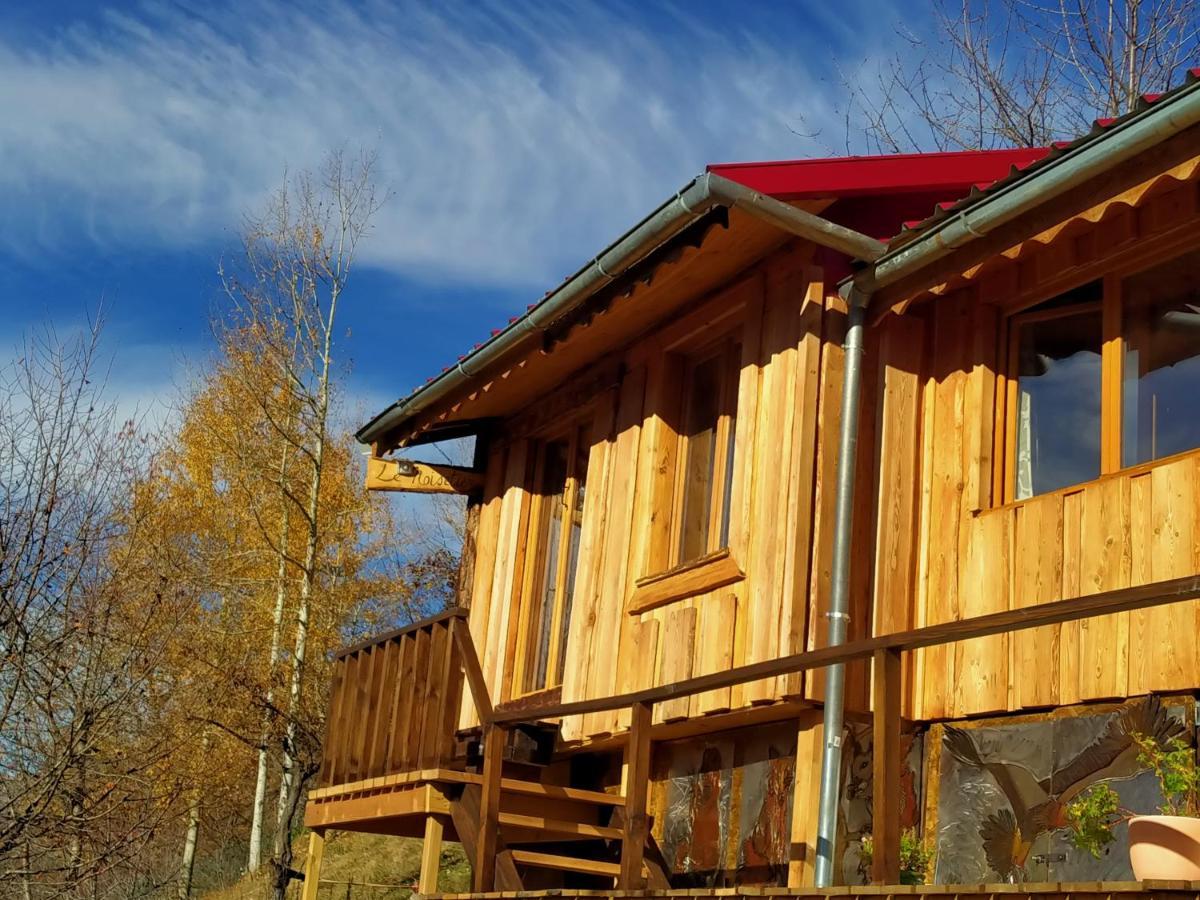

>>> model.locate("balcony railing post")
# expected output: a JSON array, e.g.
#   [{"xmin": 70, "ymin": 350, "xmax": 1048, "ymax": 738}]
[
  {"xmin": 871, "ymin": 647, "xmax": 902, "ymax": 884},
  {"xmin": 619, "ymin": 700, "xmax": 653, "ymax": 889},
  {"xmin": 474, "ymin": 722, "xmax": 505, "ymax": 892}
]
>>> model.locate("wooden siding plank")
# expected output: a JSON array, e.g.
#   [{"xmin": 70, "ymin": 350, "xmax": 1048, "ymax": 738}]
[
  {"xmin": 692, "ymin": 591, "xmax": 737, "ymax": 716},
  {"xmin": 953, "ymin": 510, "xmax": 1011, "ymax": 716},
  {"xmin": 741, "ymin": 256, "xmax": 803, "ymax": 705},
  {"xmin": 920, "ymin": 294, "xmax": 971, "ymax": 719},
  {"xmin": 872, "ymin": 313, "xmax": 925, "ymax": 718},
  {"xmin": 1131, "ymin": 459, "xmax": 1199, "ymax": 692},
  {"xmin": 560, "ymin": 386, "xmax": 618, "ymax": 741},
  {"xmin": 781, "ymin": 265, "xmax": 824, "ymax": 700},
  {"xmin": 804, "ymin": 291, "xmax": 844, "ymax": 706},
  {"xmin": 1012, "ymin": 494, "xmax": 1064, "ymax": 709},
  {"xmin": 1077, "ymin": 475, "xmax": 1131, "ymax": 700},
  {"xmin": 482, "ymin": 440, "xmax": 530, "ymax": 707},
  {"xmin": 590, "ymin": 367, "xmax": 648, "ymax": 737},
  {"xmin": 1059, "ymin": 489, "xmax": 1084, "ymax": 705},
  {"xmin": 655, "ymin": 605, "xmax": 697, "ymax": 724}
]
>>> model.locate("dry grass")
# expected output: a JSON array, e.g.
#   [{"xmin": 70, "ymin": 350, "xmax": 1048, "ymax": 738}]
[{"xmin": 201, "ymin": 832, "xmax": 471, "ymax": 900}]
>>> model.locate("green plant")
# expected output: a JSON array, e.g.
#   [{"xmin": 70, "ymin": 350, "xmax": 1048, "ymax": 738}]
[
  {"xmin": 1067, "ymin": 782, "xmax": 1123, "ymax": 858},
  {"xmin": 860, "ymin": 828, "xmax": 936, "ymax": 884},
  {"xmin": 1067, "ymin": 731, "xmax": 1200, "ymax": 858},
  {"xmin": 1132, "ymin": 733, "xmax": 1200, "ymax": 817}
]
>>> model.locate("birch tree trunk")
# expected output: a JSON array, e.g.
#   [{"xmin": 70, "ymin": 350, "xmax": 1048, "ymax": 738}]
[
  {"xmin": 248, "ymin": 497, "xmax": 291, "ymax": 872},
  {"xmin": 277, "ymin": 275, "xmax": 337, "ymax": 832},
  {"xmin": 178, "ymin": 792, "xmax": 201, "ymax": 900}
]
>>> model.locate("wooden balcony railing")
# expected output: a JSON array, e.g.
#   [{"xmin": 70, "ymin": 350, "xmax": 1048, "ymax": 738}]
[
  {"xmin": 317, "ymin": 607, "xmax": 484, "ymax": 789},
  {"xmin": 314, "ymin": 575, "xmax": 1200, "ymax": 892}
]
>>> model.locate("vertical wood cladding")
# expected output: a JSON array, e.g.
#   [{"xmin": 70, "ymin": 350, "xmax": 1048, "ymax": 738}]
[{"xmin": 459, "ymin": 163, "xmax": 1200, "ymax": 733}]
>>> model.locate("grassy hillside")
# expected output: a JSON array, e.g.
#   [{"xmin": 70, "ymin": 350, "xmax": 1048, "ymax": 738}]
[{"xmin": 202, "ymin": 832, "xmax": 471, "ymax": 900}]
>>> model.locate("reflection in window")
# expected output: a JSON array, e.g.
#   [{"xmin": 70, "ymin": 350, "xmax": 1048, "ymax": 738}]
[
  {"xmin": 1013, "ymin": 285, "xmax": 1102, "ymax": 500},
  {"xmin": 675, "ymin": 338, "xmax": 740, "ymax": 564},
  {"xmin": 1122, "ymin": 249, "xmax": 1200, "ymax": 466},
  {"xmin": 523, "ymin": 426, "xmax": 588, "ymax": 694}
]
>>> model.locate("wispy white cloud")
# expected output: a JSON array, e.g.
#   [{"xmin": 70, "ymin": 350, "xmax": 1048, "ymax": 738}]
[{"xmin": 0, "ymin": 1, "xmax": 898, "ymax": 290}]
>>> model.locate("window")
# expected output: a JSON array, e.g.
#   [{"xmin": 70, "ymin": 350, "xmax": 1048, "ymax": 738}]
[
  {"xmin": 1002, "ymin": 247, "xmax": 1200, "ymax": 501},
  {"xmin": 517, "ymin": 425, "xmax": 588, "ymax": 695},
  {"xmin": 1121, "ymin": 249, "xmax": 1200, "ymax": 466},
  {"xmin": 1009, "ymin": 283, "xmax": 1103, "ymax": 500},
  {"xmin": 672, "ymin": 336, "xmax": 740, "ymax": 565}
]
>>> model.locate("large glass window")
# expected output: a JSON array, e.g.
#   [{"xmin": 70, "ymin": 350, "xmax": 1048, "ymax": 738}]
[
  {"xmin": 1004, "ymin": 247, "xmax": 1200, "ymax": 502},
  {"xmin": 673, "ymin": 337, "xmax": 740, "ymax": 564},
  {"xmin": 520, "ymin": 425, "xmax": 588, "ymax": 694},
  {"xmin": 1121, "ymin": 248, "xmax": 1200, "ymax": 466},
  {"xmin": 1011, "ymin": 283, "xmax": 1103, "ymax": 500}
]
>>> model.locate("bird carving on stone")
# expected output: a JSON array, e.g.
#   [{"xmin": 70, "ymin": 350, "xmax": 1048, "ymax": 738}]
[{"xmin": 941, "ymin": 696, "xmax": 1186, "ymax": 880}]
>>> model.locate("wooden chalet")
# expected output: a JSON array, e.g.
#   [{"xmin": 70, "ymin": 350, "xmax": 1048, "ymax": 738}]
[{"xmin": 301, "ymin": 69, "xmax": 1200, "ymax": 899}]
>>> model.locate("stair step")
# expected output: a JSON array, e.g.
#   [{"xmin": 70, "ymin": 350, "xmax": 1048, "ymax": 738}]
[
  {"xmin": 433, "ymin": 770, "xmax": 626, "ymax": 806},
  {"xmin": 500, "ymin": 778, "xmax": 625, "ymax": 806},
  {"xmin": 509, "ymin": 850, "xmax": 619, "ymax": 878},
  {"xmin": 499, "ymin": 811, "xmax": 621, "ymax": 839}
]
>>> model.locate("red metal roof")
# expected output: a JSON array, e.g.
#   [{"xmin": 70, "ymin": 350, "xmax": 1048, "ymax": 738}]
[
  {"xmin": 889, "ymin": 66, "xmax": 1200, "ymax": 245},
  {"xmin": 707, "ymin": 147, "xmax": 1050, "ymax": 200}
]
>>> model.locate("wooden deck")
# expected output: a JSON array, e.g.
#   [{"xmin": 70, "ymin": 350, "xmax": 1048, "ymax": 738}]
[{"xmin": 417, "ymin": 883, "xmax": 1200, "ymax": 900}]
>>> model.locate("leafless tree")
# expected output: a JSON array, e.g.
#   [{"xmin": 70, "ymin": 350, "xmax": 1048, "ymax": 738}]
[
  {"xmin": 0, "ymin": 321, "xmax": 187, "ymax": 898},
  {"xmin": 837, "ymin": 0, "xmax": 1199, "ymax": 152}
]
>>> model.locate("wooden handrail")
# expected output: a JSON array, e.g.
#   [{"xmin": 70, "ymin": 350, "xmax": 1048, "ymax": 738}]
[
  {"xmin": 451, "ymin": 616, "xmax": 494, "ymax": 724},
  {"xmin": 490, "ymin": 573, "xmax": 1200, "ymax": 725},
  {"xmin": 335, "ymin": 606, "xmax": 468, "ymax": 659}
]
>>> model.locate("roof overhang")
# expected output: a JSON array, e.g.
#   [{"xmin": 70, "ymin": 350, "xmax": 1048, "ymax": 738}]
[{"xmin": 359, "ymin": 147, "xmax": 1087, "ymax": 451}]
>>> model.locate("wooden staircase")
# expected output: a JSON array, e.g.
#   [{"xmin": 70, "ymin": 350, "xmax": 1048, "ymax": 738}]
[
  {"xmin": 444, "ymin": 765, "xmax": 670, "ymax": 891},
  {"xmin": 303, "ymin": 609, "xmax": 669, "ymax": 894}
]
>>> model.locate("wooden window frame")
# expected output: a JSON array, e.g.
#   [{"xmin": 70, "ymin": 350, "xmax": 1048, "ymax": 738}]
[
  {"xmin": 509, "ymin": 423, "xmax": 589, "ymax": 699},
  {"xmin": 667, "ymin": 333, "xmax": 742, "ymax": 568},
  {"xmin": 995, "ymin": 235, "xmax": 1200, "ymax": 505}
]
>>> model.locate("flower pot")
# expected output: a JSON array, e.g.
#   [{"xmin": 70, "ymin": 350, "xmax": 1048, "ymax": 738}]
[{"xmin": 1128, "ymin": 815, "xmax": 1200, "ymax": 880}]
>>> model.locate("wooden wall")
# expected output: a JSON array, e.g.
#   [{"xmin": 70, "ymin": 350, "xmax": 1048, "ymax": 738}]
[
  {"xmin": 897, "ymin": 285, "xmax": 1200, "ymax": 720},
  {"xmin": 458, "ymin": 240, "xmax": 876, "ymax": 739},
  {"xmin": 457, "ymin": 157, "xmax": 1200, "ymax": 734},
  {"xmin": 884, "ymin": 169, "xmax": 1200, "ymax": 720}
]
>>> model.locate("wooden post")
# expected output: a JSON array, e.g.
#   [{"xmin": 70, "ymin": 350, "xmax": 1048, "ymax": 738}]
[
  {"xmin": 619, "ymin": 701, "xmax": 653, "ymax": 889},
  {"xmin": 787, "ymin": 711, "xmax": 824, "ymax": 887},
  {"xmin": 418, "ymin": 815, "xmax": 444, "ymax": 894},
  {"xmin": 300, "ymin": 829, "xmax": 326, "ymax": 900},
  {"xmin": 871, "ymin": 648, "xmax": 902, "ymax": 884},
  {"xmin": 474, "ymin": 724, "xmax": 505, "ymax": 892}
]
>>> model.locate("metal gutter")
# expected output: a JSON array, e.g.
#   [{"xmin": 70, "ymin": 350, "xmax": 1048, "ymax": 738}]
[{"xmin": 357, "ymin": 172, "xmax": 884, "ymax": 447}]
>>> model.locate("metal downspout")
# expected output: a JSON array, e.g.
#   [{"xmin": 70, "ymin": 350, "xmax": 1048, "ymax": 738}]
[{"xmin": 813, "ymin": 284, "xmax": 870, "ymax": 888}]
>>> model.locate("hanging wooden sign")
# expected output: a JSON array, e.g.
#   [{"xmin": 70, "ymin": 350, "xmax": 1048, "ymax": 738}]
[{"xmin": 366, "ymin": 456, "xmax": 485, "ymax": 495}]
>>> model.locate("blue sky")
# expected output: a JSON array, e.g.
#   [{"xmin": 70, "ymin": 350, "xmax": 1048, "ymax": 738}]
[{"xmin": 0, "ymin": 0, "xmax": 918, "ymax": 430}]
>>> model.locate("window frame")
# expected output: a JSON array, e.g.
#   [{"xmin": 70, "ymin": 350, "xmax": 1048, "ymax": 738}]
[
  {"xmin": 996, "ymin": 239, "xmax": 1200, "ymax": 505},
  {"xmin": 510, "ymin": 422, "xmax": 589, "ymax": 698},
  {"xmin": 667, "ymin": 332, "xmax": 742, "ymax": 568}
]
